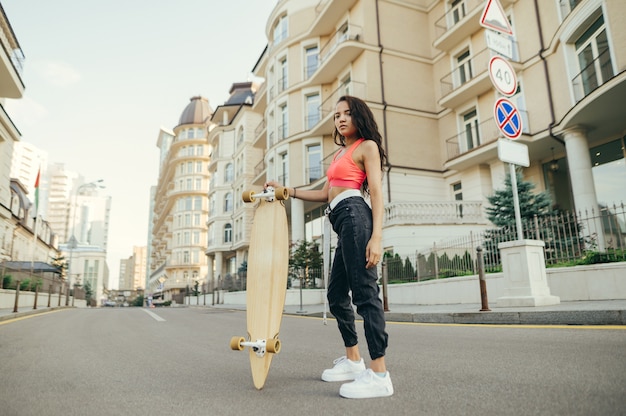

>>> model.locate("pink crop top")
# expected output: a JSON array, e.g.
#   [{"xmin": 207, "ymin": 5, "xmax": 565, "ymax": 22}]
[{"xmin": 327, "ymin": 139, "xmax": 367, "ymax": 189}]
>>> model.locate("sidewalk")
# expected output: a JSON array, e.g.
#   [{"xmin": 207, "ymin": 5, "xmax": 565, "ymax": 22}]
[
  {"xmin": 0, "ymin": 305, "xmax": 71, "ymax": 323},
  {"xmin": 2, "ymin": 300, "xmax": 625, "ymax": 325},
  {"xmin": 210, "ymin": 299, "xmax": 626, "ymax": 326}
]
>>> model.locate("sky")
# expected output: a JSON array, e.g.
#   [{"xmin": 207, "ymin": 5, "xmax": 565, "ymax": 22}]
[{"xmin": 3, "ymin": 0, "xmax": 277, "ymax": 288}]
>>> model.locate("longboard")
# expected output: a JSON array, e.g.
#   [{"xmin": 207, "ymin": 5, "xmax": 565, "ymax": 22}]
[{"xmin": 230, "ymin": 186, "xmax": 290, "ymax": 389}]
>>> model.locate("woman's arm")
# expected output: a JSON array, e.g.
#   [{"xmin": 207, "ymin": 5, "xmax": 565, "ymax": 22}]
[
  {"xmin": 361, "ymin": 141, "xmax": 384, "ymax": 268},
  {"xmin": 264, "ymin": 180, "xmax": 329, "ymax": 203}
]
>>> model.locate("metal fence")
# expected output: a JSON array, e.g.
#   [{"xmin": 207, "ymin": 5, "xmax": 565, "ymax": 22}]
[{"xmin": 385, "ymin": 203, "xmax": 626, "ymax": 283}]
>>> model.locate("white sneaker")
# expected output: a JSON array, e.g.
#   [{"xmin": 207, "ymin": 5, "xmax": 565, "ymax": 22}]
[
  {"xmin": 321, "ymin": 356, "xmax": 366, "ymax": 382},
  {"xmin": 339, "ymin": 369, "xmax": 394, "ymax": 399}
]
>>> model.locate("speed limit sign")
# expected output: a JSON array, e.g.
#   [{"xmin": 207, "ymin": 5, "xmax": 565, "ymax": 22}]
[{"xmin": 488, "ymin": 56, "xmax": 517, "ymax": 97}]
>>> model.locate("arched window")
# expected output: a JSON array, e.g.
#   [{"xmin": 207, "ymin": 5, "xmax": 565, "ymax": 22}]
[
  {"xmin": 225, "ymin": 163, "xmax": 234, "ymax": 183},
  {"xmin": 224, "ymin": 192, "xmax": 233, "ymax": 213}
]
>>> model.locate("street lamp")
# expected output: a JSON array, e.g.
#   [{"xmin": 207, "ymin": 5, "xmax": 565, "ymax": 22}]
[{"xmin": 67, "ymin": 179, "xmax": 105, "ymax": 292}]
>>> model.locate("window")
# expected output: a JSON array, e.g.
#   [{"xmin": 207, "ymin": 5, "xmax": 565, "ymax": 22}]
[
  {"xmin": 307, "ymin": 144, "xmax": 322, "ymax": 183},
  {"xmin": 450, "ymin": 0, "xmax": 466, "ymax": 25},
  {"xmin": 574, "ymin": 15, "xmax": 613, "ymax": 99},
  {"xmin": 279, "ymin": 57, "xmax": 288, "ymax": 93},
  {"xmin": 590, "ymin": 137, "xmax": 626, "ymax": 207},
  {"xmin": 224, "ymin": 223, "xmax": 232, "ymax": 243},
  {"xmin": 462, "ymin": 109, "xmax": 480, "ymax": 151},
  {"xmin": 224, "ymin": 192, "xmax": 233, "ymax": 213},
  {"xmin": 273, "ymin": 15, "xmax": 288, "ymax": 46},
  {"xmin": 194, "ymin": 196, "xmax": 201, "ymax": 210},
  {"xmin": 305, "ymin": 46, "xmax": 319, "ymax": 78},
  {"xmin": 225, "ymin": 163, "xmax": 234, "ymax": 183},
  {"xmin": 280, "ymin": 153, "xmax": 289, "ymax": 186},
  {"xmin": 196, "ymin": 161, "xmax": 202, "ymax": 173},
  {"xmin": 237, "ymin": 126, "xmax": 244, "ymax": 145},
  {"xmin": 456, "ymin": 49, "xmax": 472, "ymax": 86},
  {"xmin": 306, "ymin": 93, "xmax": 321, "ymax": 129},
  {"xmin": 453, "ymin": 182, "xmax": 463, "ymax": 218},
  {"xmin": 209, "ymin": 195, "xmax": 216, "ymax": 216},
  {"xmin": 279, "ymin": 104, "xmax": 288, "ymax": 141},
  {"xmin": 340, "ymin": 75, "xmax": 352, "ymax": 96},
  {"xmin": 195, "ymin": 178, "xmax": 202, "ymax": 190}
]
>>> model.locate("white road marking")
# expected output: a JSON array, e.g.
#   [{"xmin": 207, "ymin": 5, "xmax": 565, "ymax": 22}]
[{"xmin": 142, "ymin": 308, "xmax": 166, "ymax": 322}]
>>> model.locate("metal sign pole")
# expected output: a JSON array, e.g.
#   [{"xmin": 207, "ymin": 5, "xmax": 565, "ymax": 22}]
[{"xmin": 509, "ymin": 163, "xmax": 524, "ymax": 240}]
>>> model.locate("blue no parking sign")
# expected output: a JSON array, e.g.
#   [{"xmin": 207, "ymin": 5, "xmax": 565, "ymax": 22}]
[{"xmin": 493, "ymin": 98, "xmax": 522, "ymax": 139}]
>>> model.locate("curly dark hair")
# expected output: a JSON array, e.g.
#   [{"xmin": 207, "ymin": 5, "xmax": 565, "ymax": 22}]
[{"xmin": 332, "ymin": 95, "xmax": 388, "ymax": 194}]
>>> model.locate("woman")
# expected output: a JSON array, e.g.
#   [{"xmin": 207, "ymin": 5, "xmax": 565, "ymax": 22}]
[{"xmin": 265, "ymin": 95, "xmax": 393, "ymax": 399}]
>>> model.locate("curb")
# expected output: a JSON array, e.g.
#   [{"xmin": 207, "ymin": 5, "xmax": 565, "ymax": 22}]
[
  {"xmin": 0, "ymin": 306, "xmax": 71, "ymax": 322},
  {"xmin": 297, "ymin": 310, "xmax": 626, "ymax": 326}
]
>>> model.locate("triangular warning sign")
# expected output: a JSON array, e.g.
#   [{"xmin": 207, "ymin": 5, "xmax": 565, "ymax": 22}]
[{"xmin": 480, "ymin": 0, "xmax": 514, "ymax": 36}]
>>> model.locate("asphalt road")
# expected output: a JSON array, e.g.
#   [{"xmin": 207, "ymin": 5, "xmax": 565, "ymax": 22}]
[{"xmin": 1, "ymin": 307, "xmax": 625, "ymax": 416}]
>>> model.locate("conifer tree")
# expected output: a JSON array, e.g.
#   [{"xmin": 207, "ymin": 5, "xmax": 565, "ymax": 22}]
[{"xmin": 485, "ymin": 168, "xmax": 553, "ymax": 226}]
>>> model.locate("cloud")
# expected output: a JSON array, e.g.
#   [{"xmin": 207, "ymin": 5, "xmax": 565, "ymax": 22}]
[{"xmin": 39, "ymin": 60, "xmax": 81, "ymax": 87}]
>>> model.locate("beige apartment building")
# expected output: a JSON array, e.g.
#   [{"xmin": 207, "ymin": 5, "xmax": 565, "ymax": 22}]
[
  {"xmin": 205, "ymin": 0, "xmax": 624, "ymax": 284},
  {"xmin": 148, "ymin": 97, "xmax": 212, "ymax": 301}
]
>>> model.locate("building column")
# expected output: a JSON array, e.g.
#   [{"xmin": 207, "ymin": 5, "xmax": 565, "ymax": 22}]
[
  {"xmin": 290, "ymin": 198, "xmax": 305, "ymax": 243},
  {"xmin": 563, "ymin": 127, "xmax": 598, "ymax": 214},
  {"xmin": 562, "ymin": 127, "xmax": 605, "ymax": 250},
  {"xmin": 206, "ymin": 254, "xmax": 214, "ymax": 286},
  {"xmin": 214, "ymin": 252, "xmax": 223, "ymax": 290}
]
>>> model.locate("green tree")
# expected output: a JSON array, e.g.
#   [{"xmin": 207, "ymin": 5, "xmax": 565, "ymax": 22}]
[
  {"xmin": 132, "ymin": 294, "xmax": 144, "ymax": 307},
  {"xmin": 290, "ymin": 240, "xmax": 323, "ymax": 288},
  {"xmin": 84, "ymin": 281, "xmax": 94, "ymax": 306},
  {"xmin": 483, "ymin": 169, "xmax": 560, "ymax": 269},
  {"xmin": 485, "ymin": 168, "xmax": 552, "ymax": 227}
]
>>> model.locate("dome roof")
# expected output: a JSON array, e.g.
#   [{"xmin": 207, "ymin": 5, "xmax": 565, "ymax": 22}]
[{"xmin": 177, "ymin": 96, "xmax": 213, "ymax": 126}]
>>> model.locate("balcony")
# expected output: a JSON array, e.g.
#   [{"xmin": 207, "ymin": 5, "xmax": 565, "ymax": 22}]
[
  {"xmin": 443, "ymin": 109, "xmax": 525, "ymax": 171},
  {"xmin": 308, "ymin": 25, "xmax": 364, "ymax": 85},
  {"xmin": 268, "ymin": 123, "xmax": 288, "ymax": 148},
  {"xmin": 252, "ymin": 118, "xmax": 266, "ymax": 149},
  {"xmin": 433, "ymin": 0, "xmax": 516, "ymax": 52},
  {"xmin": 439, "ymin": 48, "xmax": 493, "ymax": 108},
  {"xmin": 253, "ymin": 159, "xmax": 266, "ymax": 186},
  {"xmin": 308, "ymin": 0, "xmax": 359, "ymax": 37},
  {"xmin": 561, "ymin": 67, "xmax": 626, "ymax": 144},
  {"xmin": 384, "ymin": 201, "xmax": 484, "ymax": 226},
  {"xmin": 0, "ymin": 11, "xmax": 25, "ymax": 98}
]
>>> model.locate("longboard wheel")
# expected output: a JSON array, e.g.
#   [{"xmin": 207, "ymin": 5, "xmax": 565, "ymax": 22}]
[
  {"xmin": 274, "ymin": 186, "xmax": 289, "ymax": 201},
  {"xmin": 242, "ymin": 190, "xmax": 255, "ymax": 203},
  {"xmin": 230, "ymin": 336, "xmax": 245, "ymax": 351},
  {"xmin": 266, "ymin": 338, "xmax": 281, "ymax": 354}
]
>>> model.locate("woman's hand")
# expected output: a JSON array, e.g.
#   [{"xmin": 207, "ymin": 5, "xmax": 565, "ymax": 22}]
[
  {"xmin": 365, "ymin": 235, "xmax": 382, "ymax": 269},
  {"xmin": 264, "ymin": 181, "xmax": 281, "ymax": 190}
]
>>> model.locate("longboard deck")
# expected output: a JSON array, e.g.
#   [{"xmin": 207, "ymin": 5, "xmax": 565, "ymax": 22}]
[{"xmin": 246, "ymin": 197, "xmax": 289, "ymax": 389}]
